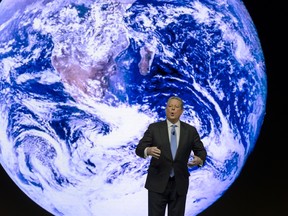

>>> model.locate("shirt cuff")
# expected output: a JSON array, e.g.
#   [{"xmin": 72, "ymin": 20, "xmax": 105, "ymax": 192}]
[{"xmin": 144, "ymin": 147, "xmax": 149, "ymax": 158}]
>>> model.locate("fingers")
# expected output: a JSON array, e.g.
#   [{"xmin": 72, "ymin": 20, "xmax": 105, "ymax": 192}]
[
  {"xmin": 148, "ymin": 147, "xmax": 161, "ymax": 159},
  {"xmin": 187, "ymin": 161, "xmax": 197, "ymax": 167},
  {"xmin": 188, "ymin": 156, "xmax": 203, "ymax": 167}
]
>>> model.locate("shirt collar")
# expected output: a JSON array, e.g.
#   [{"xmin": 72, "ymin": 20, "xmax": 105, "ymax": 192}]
[{"xmin": 167, "ymin": 120, "xmax": 180, "ymax": 127}]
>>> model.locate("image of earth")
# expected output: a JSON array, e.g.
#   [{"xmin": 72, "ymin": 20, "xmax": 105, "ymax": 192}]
[{"xmin": 0, "ymin": 0, "xmax": 267, "ymax": 215}]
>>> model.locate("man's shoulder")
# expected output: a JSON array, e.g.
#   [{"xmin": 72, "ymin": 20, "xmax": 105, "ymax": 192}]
[
  {"xmin": 180, "ymin": 121, "xmax": 196, "ymax": 130},
  {"xmin": 149, "ymin": 120, "xmax": 166, "ymax": 127}
]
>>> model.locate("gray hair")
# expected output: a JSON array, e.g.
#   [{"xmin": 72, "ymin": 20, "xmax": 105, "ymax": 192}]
[{"xmin": 167, "ymin": 96, "xmax": 184, "ymax": 109}]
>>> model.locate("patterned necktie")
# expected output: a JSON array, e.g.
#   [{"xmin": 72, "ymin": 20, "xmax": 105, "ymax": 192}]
[{"xmin": 170, "ymin": 124, "xmax": 177, "ymax": 159}]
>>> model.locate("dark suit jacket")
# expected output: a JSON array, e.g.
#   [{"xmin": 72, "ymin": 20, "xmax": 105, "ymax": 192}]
[{"xmin": 135, "ymin": 120, "xmax": 207, "ymax": 195}]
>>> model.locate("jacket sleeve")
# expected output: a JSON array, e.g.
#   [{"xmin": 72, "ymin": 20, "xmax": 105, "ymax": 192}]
[
  {"xmin": 135, "ymin": 124, "xmax": 153, "ymax": 158},
  {"xmin": 191, "ymin": 127, "xmax": 207, "ymax": 163}
]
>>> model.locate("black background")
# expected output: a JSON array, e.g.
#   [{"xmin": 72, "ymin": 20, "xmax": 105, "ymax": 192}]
[{"xmin": 0, "ymin": 0, "xmax": 285, "ymax": 215}]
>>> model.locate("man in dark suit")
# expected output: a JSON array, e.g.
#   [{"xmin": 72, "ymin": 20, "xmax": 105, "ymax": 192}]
[{"xmin": 135, "ymin": 96, "xmax": 207, "ymax": 216}]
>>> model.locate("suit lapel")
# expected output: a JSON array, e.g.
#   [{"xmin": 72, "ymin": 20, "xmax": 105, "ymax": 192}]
[
  {"xmin": 159, "ymin": 121, "xmax": 173, "ymax": 159},
  {"xmin": 176, "ymin": 121, "xmax": 186, "ymax": 158}
]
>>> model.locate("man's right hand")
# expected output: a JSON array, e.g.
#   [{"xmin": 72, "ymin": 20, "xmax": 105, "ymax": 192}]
[{"xmin": 147, "ymin": 147, "xmax": 161, "ymax": 159}]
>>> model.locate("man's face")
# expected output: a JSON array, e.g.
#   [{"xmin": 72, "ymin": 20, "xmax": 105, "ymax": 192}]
[{"xmin": 166, "ymin": 98, "xmax": 183, "ymax": 124}]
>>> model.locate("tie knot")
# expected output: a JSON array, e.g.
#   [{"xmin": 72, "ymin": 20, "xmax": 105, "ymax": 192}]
[{"xmin": 171, "ymin": 125, "xmax": 176, "ymax": 135}]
